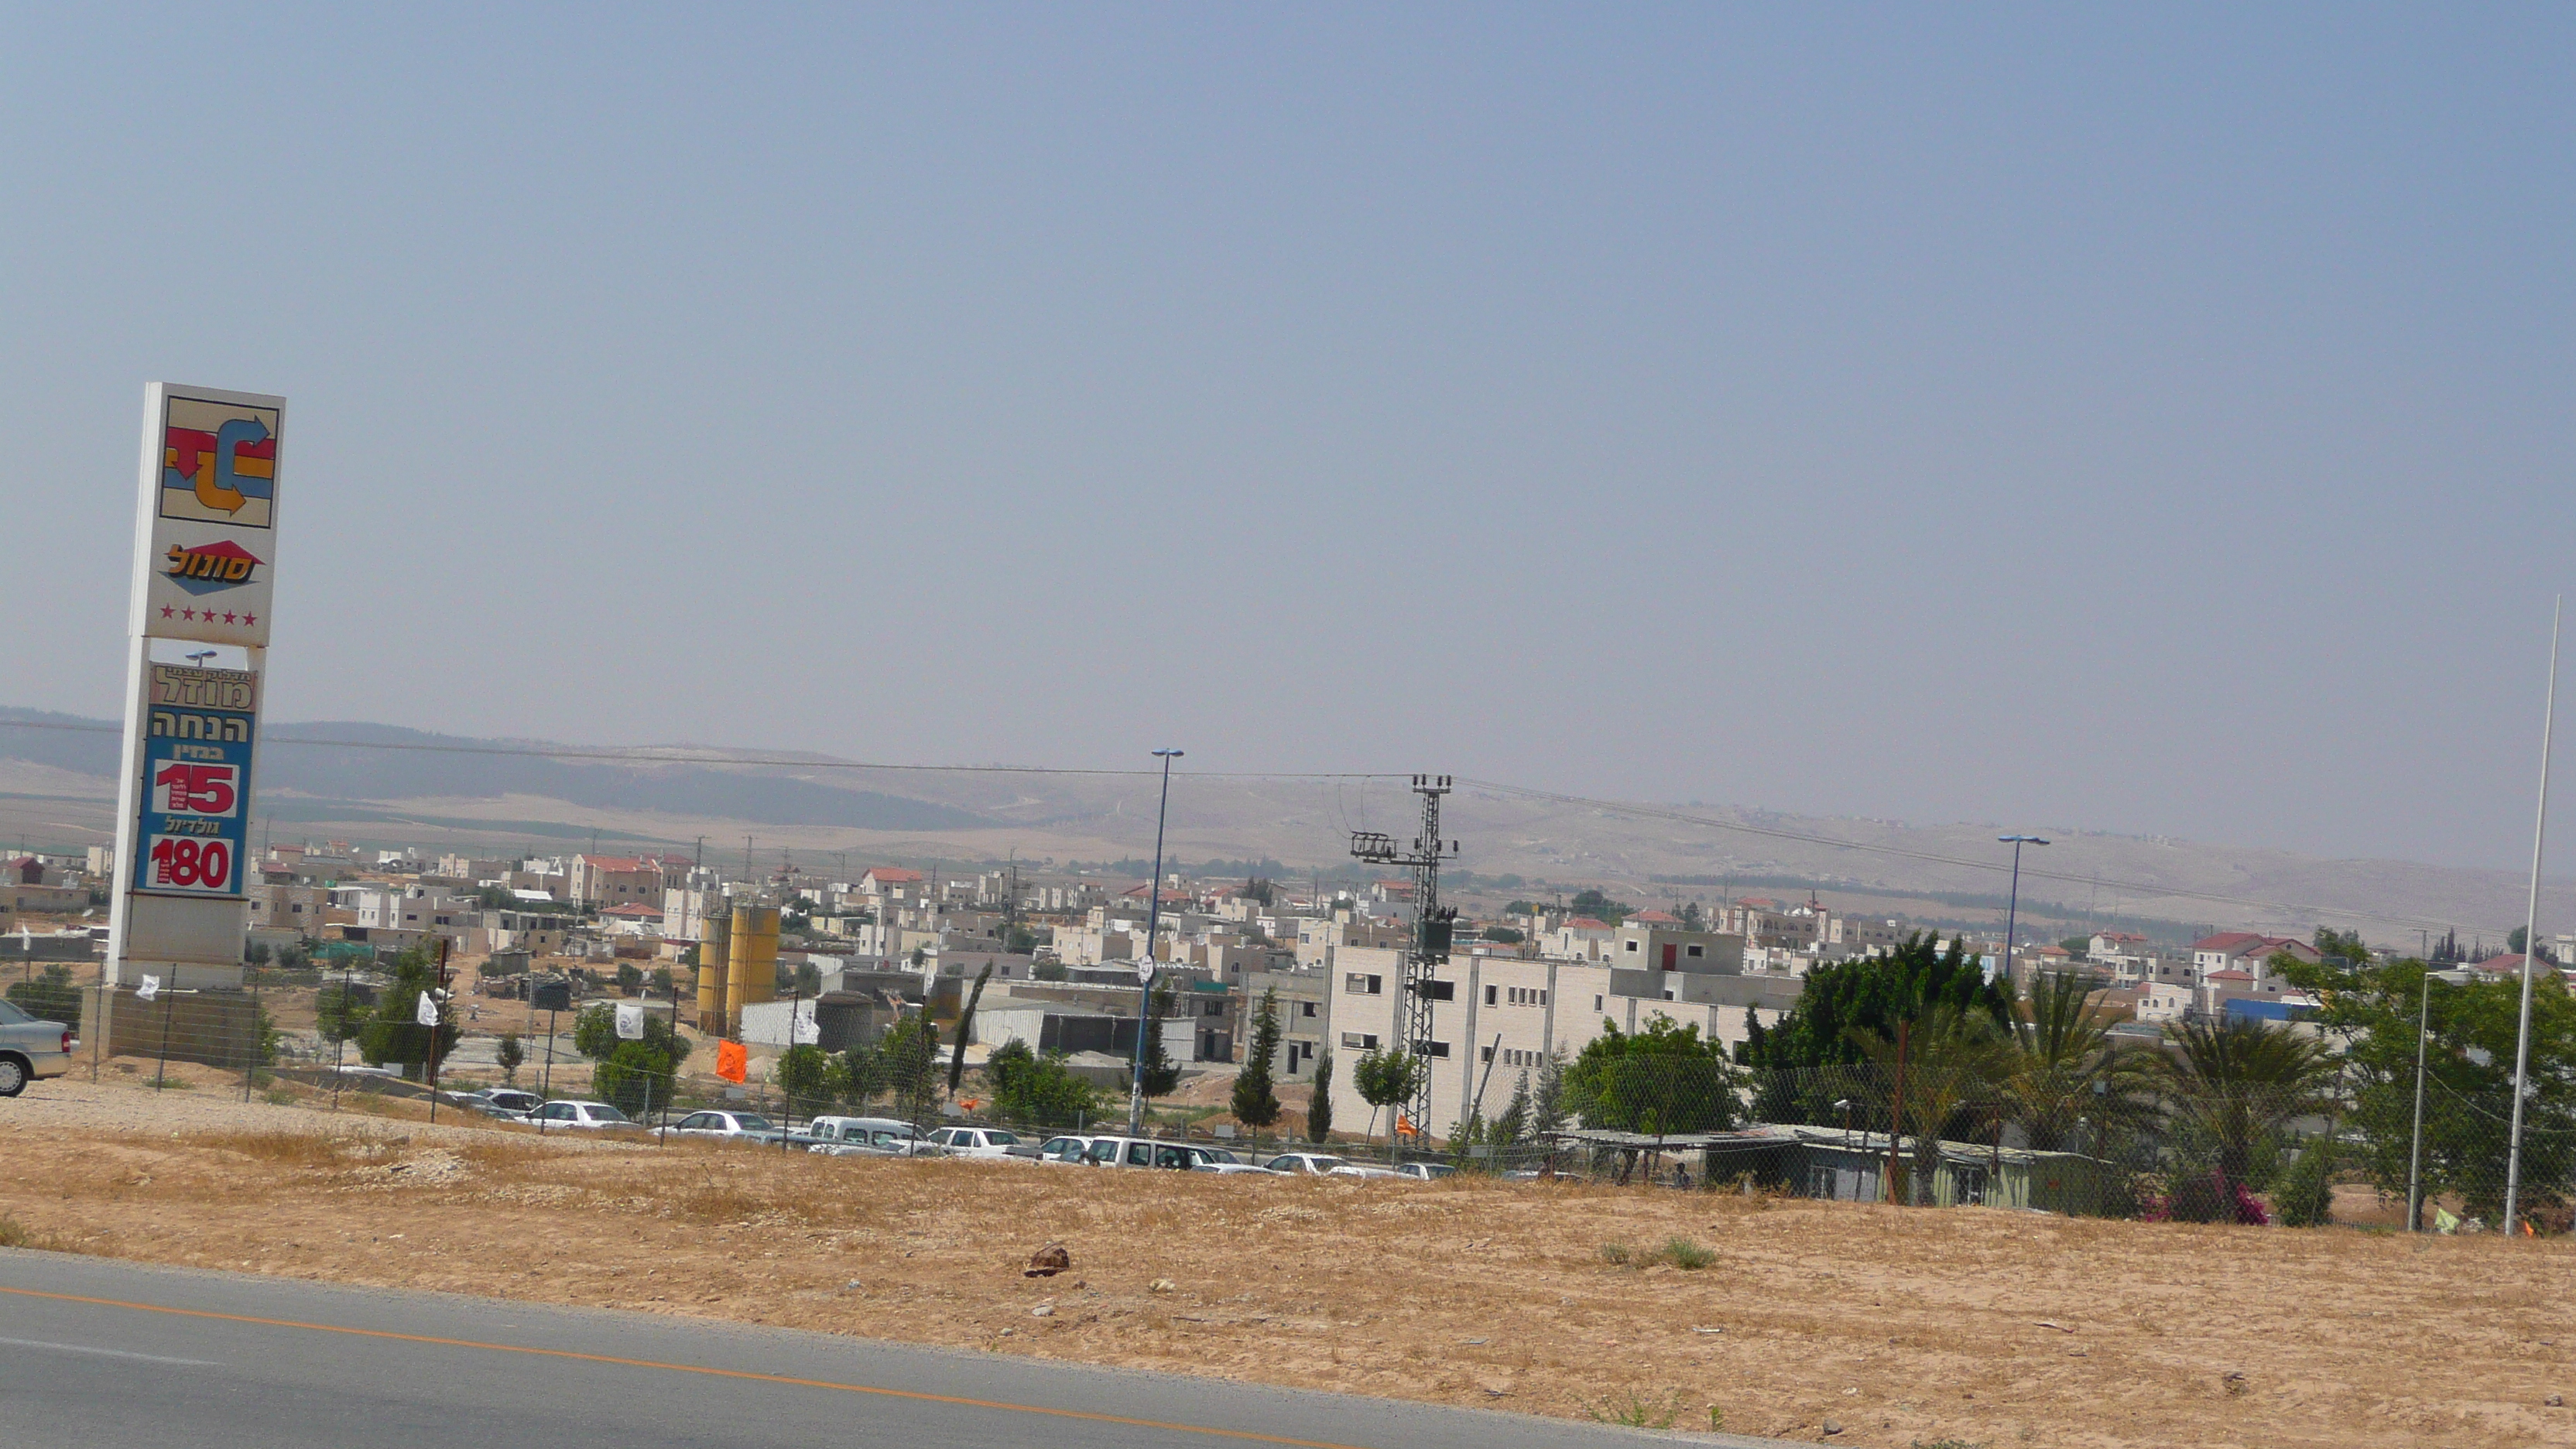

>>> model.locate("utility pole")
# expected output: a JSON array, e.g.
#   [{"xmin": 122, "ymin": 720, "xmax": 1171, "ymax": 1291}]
[
  {"xmin": 1127, "ymin": 749, "xmax": 1184, "ymax": 1134},
  {"xmin": 2506, "ymin": 596, "xmax": 2561, "ymax": 1235},
  {"xmin": 1350, "ymin": 775, "xmax": 1458, "ymax": 1168}
]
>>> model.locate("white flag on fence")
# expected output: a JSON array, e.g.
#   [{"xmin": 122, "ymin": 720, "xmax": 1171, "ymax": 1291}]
[
  {"xmin": 416, "ymin": 992, "xmax": 440, "ymax": 1027},
  {"xmin": 792, "ymin": 1009, "xmax": 821, "ymax": 1046},
  {"xmin": 135, "ymin": 974, "xmax": 160, "ymax": 1002},
  {"xmin": 615, "ymin": 1001, "xmax": 646, "ymax": 1040}
]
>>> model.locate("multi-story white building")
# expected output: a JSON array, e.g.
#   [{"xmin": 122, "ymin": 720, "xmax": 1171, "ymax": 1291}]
[{"xmin": 1317, "ymin": 928, "xmax": 1800, "ymax": 1142}]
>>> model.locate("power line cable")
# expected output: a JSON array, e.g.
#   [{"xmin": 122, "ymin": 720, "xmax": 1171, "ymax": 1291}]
[
  {"xmin": 0, "ymin": 716, "xmax": 2519, "ymax": 933},
  {"xmin": 1456, "ymin": 777, "xmax": 2491, "ymax": 937},
  {"xmin": 0, "ymin": 719, "xmax": 1401, "ymax": 779}
]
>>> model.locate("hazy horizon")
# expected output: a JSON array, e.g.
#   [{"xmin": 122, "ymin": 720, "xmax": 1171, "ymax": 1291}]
[{"xmin": 5, "ymin": 9, "xmax": 2571, "ymax": 876}]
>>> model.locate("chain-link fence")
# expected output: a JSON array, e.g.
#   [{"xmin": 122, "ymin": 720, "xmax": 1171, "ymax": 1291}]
[
  {"xmin": 11, "ymin": 964, "xmax": 2567, "ymax": 1231},
  {"xmin": 1404, "ymin": 1053, "xmax": 2574, "ymax": 1231}
]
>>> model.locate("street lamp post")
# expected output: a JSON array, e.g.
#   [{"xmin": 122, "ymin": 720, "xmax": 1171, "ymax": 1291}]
[
  {"xmin": 1998, "ymin": 835, "xmax": 2050, "ymax": 990},
  {"xmin": 1128, "ymin": 748, "xmax": 1183, "ymax": 1134},
  {"xmin": 2410, "ymin": 967, "xmax": 2475, "ymax": 1232}
]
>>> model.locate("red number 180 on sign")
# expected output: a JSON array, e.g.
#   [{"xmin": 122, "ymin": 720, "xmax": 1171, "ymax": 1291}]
[{"xmin": 146, "ymin": 834, "xmax": 235, "ymax": 893}]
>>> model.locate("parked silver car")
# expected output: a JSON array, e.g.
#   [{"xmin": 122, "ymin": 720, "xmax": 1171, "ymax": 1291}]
[
  {"xmin": 528, "ymin": 1099, "xmax": 639, "ymax": 1132},
  {"xmin": 669, "ymin": 1110, "xmax": 783, "ymax": 1142},
  {"xmin": 0, "ymin": 997, "xmax": 77, "ymax": 1096}
]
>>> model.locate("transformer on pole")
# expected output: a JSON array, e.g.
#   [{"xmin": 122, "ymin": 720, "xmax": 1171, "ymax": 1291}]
[{"xmin": 1350, "ymin": 774, "xmax": 1458, "ymax": 1163}]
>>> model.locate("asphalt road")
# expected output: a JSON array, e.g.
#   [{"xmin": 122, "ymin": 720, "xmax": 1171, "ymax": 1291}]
[{"xmin": 0, "ymin": 1251, "xmax": 1797, "ymax": 1448}]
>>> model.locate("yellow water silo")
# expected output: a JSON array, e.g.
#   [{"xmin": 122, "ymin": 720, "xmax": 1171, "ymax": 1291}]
[
  {"xmin": 695, "ymin": 909, "xmax": 731, "ymax": 1036},
  {"xmin": 727, "ymin": 903, "xmax": 779, "ymax": 1036}
]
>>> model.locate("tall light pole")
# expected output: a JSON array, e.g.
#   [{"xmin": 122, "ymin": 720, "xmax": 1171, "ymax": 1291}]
[
  {"xmin": 2506, "ymin": 597, "xmax": 2561, "ymax": 1235},
  {"xmin": 1998, "ymin": 835, "xmax": 2050, "ymax": 992},
  {"xmin": 2410, "ymin": 967, "xmax": 2475, "ymax": 1232},
  {"xmin": 1128, "ymin": 748, "xmax": 1183, "ymax": 1134}
]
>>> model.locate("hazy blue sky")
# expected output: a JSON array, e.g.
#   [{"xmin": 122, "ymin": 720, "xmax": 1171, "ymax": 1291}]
[{"xmin": 4, "ymin": 7, "xmax": 2570, "ymax": 872}]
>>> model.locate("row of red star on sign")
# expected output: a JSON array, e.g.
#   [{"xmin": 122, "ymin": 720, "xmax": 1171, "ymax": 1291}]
[{"xmin": 159, "ymin": 605, "xmax": 256, "ymax": 625}]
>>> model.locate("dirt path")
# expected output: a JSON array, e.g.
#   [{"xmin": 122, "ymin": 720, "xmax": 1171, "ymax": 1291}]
[{"xmin": 0, "ymin": 1088, "xmax": 2568, "ymax": 1447}]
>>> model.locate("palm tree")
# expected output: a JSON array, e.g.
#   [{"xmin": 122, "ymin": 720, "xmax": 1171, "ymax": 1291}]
[
  {"xmin": 1849, "ymin": 1003, "xmax": 2015, "ymax": 1204},
  {"xmin": 2000, "ymin": 971, "xmax": 2151, "ymax": 1152},
  {"xmin": 2153, "ymin": 1015, "xmax": 2339, "ymax": 1188}
]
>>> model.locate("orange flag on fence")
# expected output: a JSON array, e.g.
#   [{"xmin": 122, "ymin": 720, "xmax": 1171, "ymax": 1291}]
[{"xmin": 716, "ymin": 1040, "xmax": 748, "ymax": 1084}]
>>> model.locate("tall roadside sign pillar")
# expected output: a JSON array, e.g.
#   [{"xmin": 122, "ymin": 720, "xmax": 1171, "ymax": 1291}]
[{"xmin": 106, "ymin": 384, "xmax": 286, "ymax": 1046}]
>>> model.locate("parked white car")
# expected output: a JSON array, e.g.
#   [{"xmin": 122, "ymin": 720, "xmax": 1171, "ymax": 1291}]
[
  {"xmin": 1035, "ymin": 1135, "xmax": 1101, "ymax": 1165},
  {"xmin": 1262, "ymin": 1152, "xmax": 1351, "ymax": 1177},
  {"xmin": 807, "ymin": 1115, "xmax": 945, "ymax": 1157},
  {"xmin": 1393, "ymin": 1162, "xmax": 1456, "ymax": 1181},
  {"xmin": 669, "ymin": 1110, "xmax": 782, "ymax": 1142},
  {"xmin": 529, "ymin": 1099, "xmax": 639, "ymax": 1132},
  {"xmin": 927, "ymin": 1126, "xmax": 1036, "ymax": 1160},
  {"xmin": 1188, "ymin": 1146, "xmax": 1281, "ymax": 1176}
]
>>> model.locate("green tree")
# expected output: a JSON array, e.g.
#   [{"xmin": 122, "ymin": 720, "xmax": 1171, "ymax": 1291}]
[
  {"xmin": 1530, "ymin": 1046, "xmax": 1570, "ymax": 1142},
  {"xmin": 1564, "ymin": 1016, "xmax": 1740, "ymax": 1136},
  {"xmin": 1490, "ymin": 1069, "xmax": 1532, "ymax": 1149},
  {"xmin": 2057, "ymin": 936, "xmax": 2091, "ymax": 960},
  {"xmin": 594, "ymin": 1040, "xmax": 673, "ymax": 1118},
  {"xmin": 1233, "ymin": 988, "xmax": 1283, "ymax": 1129},
  {"xmin": 1848, "ymin": 1002, "xmax": 2016, "ymax": 1204},
  {"xmin": 1139, "ymin": 986, "xmax": 1182, "ymax": 1098},
  {"xmin": 2272, "ymin": 1134, "xmax": 2338, "ymax": 1228},
  {"xmin": 1351, "ymin": 1047, "xmax": 1427, "ymax": 1144},
  {"xmin": 1999, "ymin": 971, "xmax": 2151, "ymax": 1151},
  {"xmin": 313, "ymin": 978, "xmax": 369, "ymax": 1045},
  {"xmin": 495, "ymin": 1033, "xmax": 524, "ymax": 1084},
  {"xmin": 1480, "ymin": 926, "xmax": 1525, "ymax": 944},
  {"xmin": 2153, "ymin": 1016, "xmax": 2339, "ymax": 1194},
  {"xmin": 355, "ymin": 947, "xmax": 461, "ymax": 1076},
  {"xmin": 1305, "ymin": 1046, "xmax": 1335, "ymax": 1141},
  {"xmin": 1744, "ymin": 932, "xmax": 2012, "ymax": 1122},
  {"xmin": 572, "ymin": 1002, "xmax": 692, "ymax": 1070},
  {"xmin": 2509, "ymin": 927, "xmax": 2559, "ymax": 964},
  {"xmin": 4, "ymin": 964, "xmax": 80, "ymax": 1026},
  {"xmin": 986, "ymin": 1038, "xmax": 1101, "ymax": 1129},
  {"xmin": 838, "ymin": 1042, "xmax": 886, "ymax": 1109},
  {"xmin": 776, "ymin": 1043, "xmax": 834, "ymax": 1109},
  {"xmin": 1568, "ymin": 889, "xmax": 1631, "ymax": 924},
  {"xmin": 2274, "ymin": 946, "xmax": 2576, "ymax": 1223},
  {"xmin": 878, "ymin": 1015, "xmax": 944, "ymax": 1125}
]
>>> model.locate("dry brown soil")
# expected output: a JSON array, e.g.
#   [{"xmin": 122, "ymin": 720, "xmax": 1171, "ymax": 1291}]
[{"xmin": 2, "ymin": 1079, "xmax": 2571, "ymax": 1447}]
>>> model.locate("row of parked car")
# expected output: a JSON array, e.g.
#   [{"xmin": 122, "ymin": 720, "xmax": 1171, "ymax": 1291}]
[{"xmin": 440, "ymin": 1089, "xmax": 1457, "ymax": 1179}]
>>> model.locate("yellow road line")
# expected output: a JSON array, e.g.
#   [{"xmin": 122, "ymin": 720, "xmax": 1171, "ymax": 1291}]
[{"xmin": 0, "ymin": 1283, "xmax": 1369, "ymax": 1449}]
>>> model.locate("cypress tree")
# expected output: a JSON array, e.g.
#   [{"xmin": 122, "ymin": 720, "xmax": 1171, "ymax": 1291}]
[
  {"xmin": 1234, "ymin": 988, "xmax": 1283, "ymax": 1129},
  {"xmin": 1306, "ymin": 1047, "xmax": 1335, "ymax": 1141}
]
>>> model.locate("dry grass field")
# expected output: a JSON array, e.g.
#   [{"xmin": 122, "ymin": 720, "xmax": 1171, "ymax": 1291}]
[{"xmin": 2, "ymin": 1090, "xmax": 2571, "ymax": 1448}]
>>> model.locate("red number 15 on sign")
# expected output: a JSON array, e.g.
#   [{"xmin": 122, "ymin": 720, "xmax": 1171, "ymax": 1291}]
[{"xmin": 153, "ymin": 762, "xmax": 238, "ymax": 817}]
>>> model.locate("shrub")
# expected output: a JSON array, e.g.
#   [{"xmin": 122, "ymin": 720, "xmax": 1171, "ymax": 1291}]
[{"xmin": 2273, "ymin": 1138, "xmax": 2338, "ymax": 1228}]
